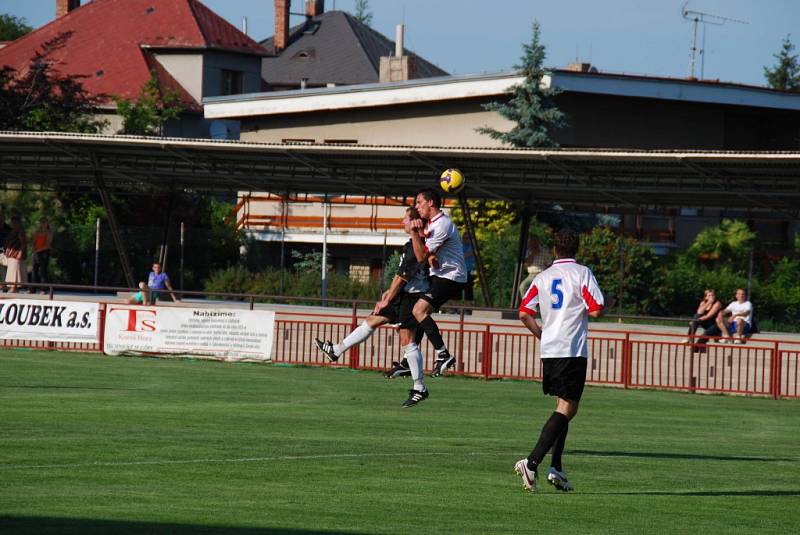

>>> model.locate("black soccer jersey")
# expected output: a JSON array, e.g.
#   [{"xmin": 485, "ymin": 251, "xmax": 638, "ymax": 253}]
[{"xmin": 397, "ymin": 240, "xmax": 430, "ymax": 294}]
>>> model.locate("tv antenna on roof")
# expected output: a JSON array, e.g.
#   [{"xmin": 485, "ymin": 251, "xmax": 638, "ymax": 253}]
[{"xmin": 681, "ymin": 2, "xmax": 747, "ymax": 79}]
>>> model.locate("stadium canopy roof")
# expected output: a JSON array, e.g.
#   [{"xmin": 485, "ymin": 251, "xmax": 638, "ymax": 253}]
[{"xmin": 1, "ymin": 131, "xmax": 798, "ymax": 218}]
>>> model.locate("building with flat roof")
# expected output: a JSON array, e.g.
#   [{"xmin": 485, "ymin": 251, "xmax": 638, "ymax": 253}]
[{"xmin": 204, "ymin": 67, "xmax": 800, "ymax": 275}]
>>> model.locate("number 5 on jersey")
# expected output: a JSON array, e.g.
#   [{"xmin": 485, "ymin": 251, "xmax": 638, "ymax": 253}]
[{"xmin": 550, "ymin": 278, "xmax": 564, "ymax": 309}]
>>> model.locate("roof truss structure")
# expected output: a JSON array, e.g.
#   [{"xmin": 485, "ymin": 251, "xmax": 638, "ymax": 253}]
[{"xmin": 0, "ymin": 132, "xmax": 799, "ymax": 219}]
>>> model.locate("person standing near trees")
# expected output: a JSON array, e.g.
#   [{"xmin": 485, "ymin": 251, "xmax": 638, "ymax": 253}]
[
  {"xmin": 30, "ymin": 217, "xmax": 54, "ymax": 293},
  {"xmin": 3, "ymin": 215, "xmax": 27, "ymax": 293},
  {"xmin": 514, "ymin": 228, "xmax": 605, "ymax": 494}
]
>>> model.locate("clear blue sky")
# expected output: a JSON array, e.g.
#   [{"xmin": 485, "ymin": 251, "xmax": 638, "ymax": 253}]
[{"xmin": 4, "ymin": 0, "xmax": 798, "ymax": 86}]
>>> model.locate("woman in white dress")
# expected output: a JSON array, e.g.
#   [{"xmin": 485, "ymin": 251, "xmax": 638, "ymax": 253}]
[{"xmin": 3, "ymin": 215, "xmax": 27, "ymax": 293}]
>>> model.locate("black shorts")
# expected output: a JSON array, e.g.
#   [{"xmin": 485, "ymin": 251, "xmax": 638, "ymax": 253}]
[
  {"xmin": 375, "ymin": 293, "xmax": 423, "ymax": 330},
  {"xmin": 421, "ymin": 276, "xmax": 465, "ymax": 311},
  {"xmin": 542, "ymin": 357, "xmax": 588, "ymax": 402}
]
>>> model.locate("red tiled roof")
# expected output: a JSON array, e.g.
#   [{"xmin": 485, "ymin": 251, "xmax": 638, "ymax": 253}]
[{"xmin": 0, "ymin": 0, "xmax": 268, "ymax": 106}]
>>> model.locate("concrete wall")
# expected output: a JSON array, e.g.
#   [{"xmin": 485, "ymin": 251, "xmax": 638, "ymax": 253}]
[
  {"xmin": 153, "ymin": 53, "xmax": 204, "ymax": 103},
  {"xmin": 240, "ymin": 97, "xmax": 514, "ymax": 147},
  {"xmin": 239, "ymin": 91, "xmax": 800, "ymax": 150}
]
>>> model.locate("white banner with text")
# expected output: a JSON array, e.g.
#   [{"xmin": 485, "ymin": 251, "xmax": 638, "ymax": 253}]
[
  {"xmin": 0, "ymin": 299, "xmax": 100, "ymax": 343},
  {"xmin": 103, "ymin": 306, "xmax": 274, "ymax": 361}
]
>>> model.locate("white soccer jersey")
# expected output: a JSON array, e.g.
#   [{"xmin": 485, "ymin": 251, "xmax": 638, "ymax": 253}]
[
  {"xmin": 519, "ymin": 258, "xmax": 604, "ymax": 358},
  {"xmin": 424, "ymin": 211, "xmax": 467, "ymax": 283}
]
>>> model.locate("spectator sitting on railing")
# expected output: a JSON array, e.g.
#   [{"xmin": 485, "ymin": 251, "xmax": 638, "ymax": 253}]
[
  {"xmin": 127, "ymin": 282, "xmax": 148, "ymax": 305},
  {"xmin": 715, "ymin": 288, "xmax": 753, "ymax": 345},
  {"xmin": 682, "ymin": 289, "xmax": 721, "ymax": 343},
  {"xmin": 148, "ymin": 262, "xmax": 180, "ymax": 303}
]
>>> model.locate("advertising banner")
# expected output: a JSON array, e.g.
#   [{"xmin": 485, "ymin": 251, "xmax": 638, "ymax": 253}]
[
  {"xmin": 103, "ymin": 306, "xmax": 274, "ymax": 361},
  {"xmin": 0, "ymin": 299, "xmax": 100, "ymax": 343}
]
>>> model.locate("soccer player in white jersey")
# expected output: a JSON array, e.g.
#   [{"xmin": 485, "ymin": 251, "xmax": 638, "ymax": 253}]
[
  {"xmin": 409, "ymin": 188, "xmax": 467, "ymax": 385},
  {"xmin": 315, "ymin": 208, "xmax": 432, "ymax": 406},
  {"xmin": 514, "ymin": 228, "xmax": 605, "ymax": 493}
]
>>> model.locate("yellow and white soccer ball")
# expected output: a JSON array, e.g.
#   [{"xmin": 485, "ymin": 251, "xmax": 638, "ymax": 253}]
[{"xmin": 439, "ymin": 168, "xmax": 465, "ymax": 194}]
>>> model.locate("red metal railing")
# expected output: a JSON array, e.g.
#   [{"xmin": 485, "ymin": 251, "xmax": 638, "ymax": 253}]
[
  {"xmin": 2, "ymin": 295, "xmax": 798, "ymax": 399},
  {"xmin": 269, "ymin": 313, "xmax": 800, "ymax": 400}
]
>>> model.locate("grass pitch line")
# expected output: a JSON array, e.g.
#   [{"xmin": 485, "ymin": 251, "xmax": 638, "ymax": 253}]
[
  {"xmin": 0, "ymin": 451, "xmax": 494, "ymax": 471},
  {"xmin": 3, "ymin": 450, "xmax": 792, "ymax": 471}
]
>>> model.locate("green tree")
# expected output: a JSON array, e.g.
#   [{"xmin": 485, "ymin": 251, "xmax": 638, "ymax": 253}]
[
  {"xmin": 764, "ymin": 35, "xmax": 800, "ymax": 91},
  {"xmin": 353, "ymin": 0, "xmax": 373, "ymax": 25},
  {"xmin": 688, "ymin": 219, "xmax": 755, "ymax": 273},
  {"xmin": 577, "ymin": 226, "xmax": 659, "ymax": 313},
  {"xmin": 478, "ymin": 21, "xmax": 565, "ymax": 147},
  {"xmin": 0, "ymin": 32, "xmax": 107, "ymax": 132},
  {"xmin": 0, "ymin": 13, "xmax": 32, "ymax": 41},
  {"xmin": 113, "ymin": 71, "xmax": 183, "ymax": 136}
]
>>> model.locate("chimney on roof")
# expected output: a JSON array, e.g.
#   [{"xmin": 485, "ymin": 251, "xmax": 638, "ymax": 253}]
[
  {"xmin": 56, "ymin": 0, "xmax": 80, "ymax": 18},
  {"xmin": 274, "ymin": 0, "xmax": 290, "ymax": 52},
  {"xmin": 379, "ymin": 24, "xmax": 418, "ymax": 83},
  {"xmin": 306, "ymin": 0, "xmax": 324, "ymax": 18},
  {"xmin": 565, "ymin": 62, "xmax": 598, "ymax": 73}
]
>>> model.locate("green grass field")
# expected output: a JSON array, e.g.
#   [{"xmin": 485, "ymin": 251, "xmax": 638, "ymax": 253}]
[{"xmin": 1, "ymin": 349, "xmax": 798, "ymax": 534}]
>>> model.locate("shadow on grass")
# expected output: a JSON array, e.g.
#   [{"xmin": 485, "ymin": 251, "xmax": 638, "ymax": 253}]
[
  {"xmin": 0, "ymin": 516, "xmax": 369, "ymax": 535},
  {"xmin": 602, "ymin": 490, "xmax": 800, "ymax": 497},
  {"xmin": 572, "ymin": 449, "xmax": 796, "ymax": 463}
]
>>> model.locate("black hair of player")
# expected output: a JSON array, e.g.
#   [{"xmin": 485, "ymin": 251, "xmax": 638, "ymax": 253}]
[
  {"xmin": 405, "ymin": 206, "xmax": 422, "ymax": 221},
  {"xmin": 553, "ymin": 228, "xmax": 579, "ymax": 259},
  {"xmin": 416, "ymin": 188, "xmax": 442, "ymax": 209}
]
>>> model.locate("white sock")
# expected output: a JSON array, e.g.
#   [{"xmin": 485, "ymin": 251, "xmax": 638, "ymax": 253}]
[
  {"xmin": 404, "ymin": 343, "xmax": 426, "ymax": 392},
  {"xmin": 335, "ymin": 321, "xmax": 374, "ymax": 356}
]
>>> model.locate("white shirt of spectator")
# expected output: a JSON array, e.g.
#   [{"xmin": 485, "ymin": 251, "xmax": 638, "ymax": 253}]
[
  {"xmin": 725, "ymin": 300, "xmax": 753, "ymax": 325},
  {"xmin": 424, "ymin": 211, "xmax": 467, "ymax": 283},
  {"xmin": 519, "ymin": 259, "xmax": 604, "ymax": 359}
]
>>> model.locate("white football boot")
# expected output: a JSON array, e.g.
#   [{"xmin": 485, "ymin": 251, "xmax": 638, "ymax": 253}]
[
  {"xmin": 547, "ymin": 467, "xmax": 574, "ymax": 492},
  {"xmin": 514, "ymin": 459, "xmax": 537, "ymax": 493}
]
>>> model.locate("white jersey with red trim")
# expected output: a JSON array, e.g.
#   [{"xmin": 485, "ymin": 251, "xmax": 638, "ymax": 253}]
[
  {"xmin": 424, "ymin": 211, "xmax": 467, "ymax": 283},
  {"xmin": 518, "ymin": 258, "xmax": 604, "ymax": 358}
]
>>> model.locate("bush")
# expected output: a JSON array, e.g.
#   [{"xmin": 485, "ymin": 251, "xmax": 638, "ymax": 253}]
[
  {"xmin": 577, "ymin": 227, "xmax": 659, "ymax": 313},
  {"xmin": 204, "ymin": 267, "xmax": 381, "ymax": 307},
  {"xmin": 203, "ymin": 265, "xmax": 255, "ymax": 299}
]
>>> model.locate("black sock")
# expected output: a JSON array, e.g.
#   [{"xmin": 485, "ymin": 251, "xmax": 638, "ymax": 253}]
[
  {"xmin": 527, "ymin": 412, "xmax": 569, "ymax": 471},
  {"xmin": 550, "ymin": 422, "xmax": 569, "ymax": 472},
  {"xmin": 419, "ymin": 316, "xmax": 445, "ymax": 352},
  {"xmin": 413, "ymin": 325, "xmax": 424, "ymax": 347}
]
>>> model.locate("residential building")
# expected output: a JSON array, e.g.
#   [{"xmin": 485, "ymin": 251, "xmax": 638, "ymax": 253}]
[{"xmin": 0, "ymin": 0, "xmax": 268, "ymax": 138}]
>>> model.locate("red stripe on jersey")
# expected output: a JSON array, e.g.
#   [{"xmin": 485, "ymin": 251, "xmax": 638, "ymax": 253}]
[
  {"xmin": 518, "ymin": 285, "xmax": 539, "ymax": 315},
  {"xmin": 582, "ymin": 285, "xmax": 603, "ymax": 313}
]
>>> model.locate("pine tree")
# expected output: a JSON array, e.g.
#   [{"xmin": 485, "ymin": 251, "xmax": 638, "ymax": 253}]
[
  {"xmin": 353, "ymin": 0, "xmax": 372, "ymax": 26},
  {"xmin": 764, "ymin": 35, "xmax": 800, "ymax": 91},
  {"xmin": 478, "ymin": 21, "xmax": 565, "ymax": 147}
]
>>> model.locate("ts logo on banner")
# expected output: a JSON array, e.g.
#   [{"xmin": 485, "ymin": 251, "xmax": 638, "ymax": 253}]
[{"xmin": 108, "ymin": 307, "xmax": 157, "ymax": 332}]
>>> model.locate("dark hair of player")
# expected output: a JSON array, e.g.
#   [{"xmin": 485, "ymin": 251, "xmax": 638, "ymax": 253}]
[
  {"xmin": 405, "ymin": 206, "xmax": 422, "ymax": 221},
  {"xmin": 416, "ymin": 188, "xmax": 442, "ymax": 209},
  {"xmin": 553, "ymin": 228, "xmax": 579, "ymax": 259}
]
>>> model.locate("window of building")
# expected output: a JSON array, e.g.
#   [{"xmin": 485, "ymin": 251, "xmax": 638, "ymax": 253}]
[
  {"xmin": 282, "ymin": 138, "xmax": 316, "ymax": 144},
  {"xmin": 221, "ymin": 69, "xmax": 243, "ymax": 96},
  {"xmin": 323, "ymin": 139, "xmax": 358, "ymax": 145}
]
